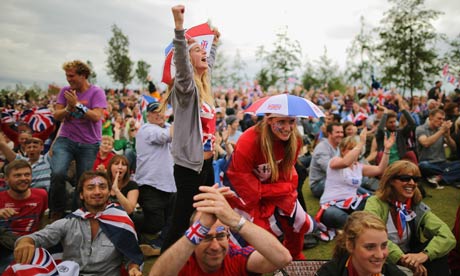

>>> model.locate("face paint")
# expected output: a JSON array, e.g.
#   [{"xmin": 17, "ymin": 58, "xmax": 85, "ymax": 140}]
[
  {"xmin": 215, "ymin": 226, "xmax": 226, "ymax": 233},
  {"xmin": 89, "ymin": 176, "xmax": 106, "ymax": 187},
  {"xmin": 273, "ymin": 121, "xmax": 285, "ymax": 133}
]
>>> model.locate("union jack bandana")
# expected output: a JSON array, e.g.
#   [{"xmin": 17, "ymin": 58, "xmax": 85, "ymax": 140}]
[
  {"xmin": 185, "ymin": 220, "xmax": 210, "ymax": 245},
  {"xmin": 391, "ymin": 199, "xmax": 416, "ymax": 239}
]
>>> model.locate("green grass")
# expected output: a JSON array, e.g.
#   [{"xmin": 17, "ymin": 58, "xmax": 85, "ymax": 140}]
[{"xmin": 142, "ymin": 179, "xmax": 460, "ymax": 274}]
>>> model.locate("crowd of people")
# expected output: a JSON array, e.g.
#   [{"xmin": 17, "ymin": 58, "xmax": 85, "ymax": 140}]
[{"xmin": 1, "ymin": 4, "xmax": 460, "ymax": 276}]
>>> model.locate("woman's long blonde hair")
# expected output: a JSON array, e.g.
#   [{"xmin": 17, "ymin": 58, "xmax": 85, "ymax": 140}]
[{"xmin": 256, "ymin": 117, "xmax": 301, "ymax": 182}]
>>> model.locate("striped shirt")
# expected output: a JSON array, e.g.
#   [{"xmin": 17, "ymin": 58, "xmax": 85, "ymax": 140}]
[{"xmin": 16, "ymin": 153, "xmax": 51, "ymax": 191}]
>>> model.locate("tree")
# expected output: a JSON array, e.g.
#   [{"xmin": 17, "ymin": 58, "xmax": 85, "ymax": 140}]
[
  {"xmin": 106, "ymin": 24, "xmax": 134, "ymax": 90},
  {"xmin": 376, "ymin": 0, "xmax": 442, "ymax": 97},
  {"xmin": 315, "ymin": 47, "xmax": 346, "ymax": 92},
  {"xmin": 255, "ymin": 68, "xmax": 279, "ymax": 92},
  {"xmin": 229, "ymin": 49, "xmax": 248, "ymax": 89},
  {"xmin": 135, "ymin": 60, "xmax": 151, "ymax": 88},
  {"xmin": 86, "ymin": 60, "xmax": 97, "ymax": 84},
  {"xmin": 256, "ymin": 26, "xmax": 302, "ymax": 90},
  {"xmin": 301, "ymin": 59, "xmax": 321, "ymax": 90},
  {"xmin": 442, "ymin": 33, "xmax": 460, "ymax": 84},
  {"xmin": 346, "ymin": 16, "xmax": 376, "ymax": 87},
  {"xmin": 212, "ymin": 50, "xmax": 231, "ymax": 89}
]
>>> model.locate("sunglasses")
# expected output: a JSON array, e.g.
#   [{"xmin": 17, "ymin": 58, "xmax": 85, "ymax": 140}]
[
  {"xmin": 202, "ymin": 232, "xmax": 229, "ymax": 243},
  {"xmin": 393, "ymin": 175, "xmax": 421, "ymax": 182}
]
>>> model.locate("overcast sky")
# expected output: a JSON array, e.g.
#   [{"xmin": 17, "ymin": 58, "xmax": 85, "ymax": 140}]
[{"xmin": 1, "ymin": 0, "xmax": 459, "ymax": 91}]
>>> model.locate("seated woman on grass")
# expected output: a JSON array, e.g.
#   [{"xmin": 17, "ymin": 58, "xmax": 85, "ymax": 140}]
[
  {"xmin": 365, "ymin": 160, "xmax": 455, "ymax": 275},
  {"xmin": 317, "ymin": 129, "xmax": 394, "ymax": 229}
]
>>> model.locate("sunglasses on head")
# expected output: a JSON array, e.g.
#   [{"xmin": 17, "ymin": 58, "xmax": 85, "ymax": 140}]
[{"xmin": 393, "ymin": 175, "xmax": 421, "ymax": 182}]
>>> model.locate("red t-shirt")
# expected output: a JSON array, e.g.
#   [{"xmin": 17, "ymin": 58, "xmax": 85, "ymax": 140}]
[
  {"xmin": 0, "ymin": 188, "xmax": 48, "ymax": 236},
  {"xmin": 92, "ymin": 151, "xmax": 116, "ymax": 171},
  {"xmin": 178, "ymin": 243, "xmax": 257, "ymax": 276}
]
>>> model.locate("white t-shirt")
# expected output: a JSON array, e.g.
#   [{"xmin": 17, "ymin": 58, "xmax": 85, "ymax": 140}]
[{"xmin": 320, "ymin": 161, "xmax": 363, "ymax": 205}]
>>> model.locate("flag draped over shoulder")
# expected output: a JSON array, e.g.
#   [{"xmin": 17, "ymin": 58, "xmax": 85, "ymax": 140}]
[
  {"xmin": 69, "ymin": 203, "xmax": 143, "ymax": 266},
  {"xmin": 161, "ymin": 22, "xmax": 214, "ymax": 85}
]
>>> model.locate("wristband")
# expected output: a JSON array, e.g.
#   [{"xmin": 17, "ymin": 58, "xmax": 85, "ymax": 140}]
[
  {"xmin": 185, "ymin": 220, "xmax": 210, "ymax": 245},
  {"xmin": 71, "ymin": 111, "xmax": 84, "ymax": 119},
  {"xmin": 75, "ymin": 103, "xmax": 89, "ymax": 114},
  {"xmin": 231, "ymin": 216, "xmax": 246, "ymax": 233}
]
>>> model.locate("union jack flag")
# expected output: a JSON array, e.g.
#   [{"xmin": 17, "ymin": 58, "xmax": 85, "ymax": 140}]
[
  {"xmin": 20, "ymin": 108, "xmax": 55, "ymax": 132},
  {"xmin": 1, "ymin": 108, "xmax": 20, "ymax": 124},
  {"xmin": 69, "ymin": 203, "xmax": 143, "ymax": 266},
  {"xmin": 185, "ymin": 220, "xmax": 210, "ymax": 245},
  {"xmin": 3, "ymin": 247, "xmax": 58, "ymax": 276},
  {"xmin": 137, "ymin": 95, "xmax": 157, "ymax": 125}
]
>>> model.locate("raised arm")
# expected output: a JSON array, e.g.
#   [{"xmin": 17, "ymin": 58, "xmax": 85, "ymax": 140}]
[
  {"xmin": 111, "ymin": 172, "xmax": 139, "ymax": 215},
  {"xmin": 363, "ymin": 132, "xmax": 395, "ymax": 177},
  {"xmin": 171, "ymin": 5, "xmax": 195, "ymax": 97},
  {"xmin": 0, "ymin": 133, "xmax": 18, "ymax": 162},
  {"xmin": 330, "ymin": 129, "xmax": 367, "ymax": 169},
  {"xmin": 193, "ymin": 186, "xmax": 292, "ymax": 273}
]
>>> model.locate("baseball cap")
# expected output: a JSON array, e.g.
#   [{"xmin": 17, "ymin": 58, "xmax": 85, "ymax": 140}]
[{"xmin": 147, "ymin": 102, "xmax": 161, "ymax": 112}]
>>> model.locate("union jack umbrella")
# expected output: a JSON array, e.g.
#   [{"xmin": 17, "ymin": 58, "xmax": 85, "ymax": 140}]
[{"xmin": 244, "ymin": 94, "xmax": 325, "ymax": 118}]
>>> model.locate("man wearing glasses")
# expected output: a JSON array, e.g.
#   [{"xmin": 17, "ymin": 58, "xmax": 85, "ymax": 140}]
[{"xmin": 149, "ymin": 185, "xmax": 292, "ymax": 276}]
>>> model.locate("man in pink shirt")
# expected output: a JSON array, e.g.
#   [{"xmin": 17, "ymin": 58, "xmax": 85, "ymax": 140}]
[{"xmin": 50, "ymin": 60, "xmax": 107, "ymax": 220}]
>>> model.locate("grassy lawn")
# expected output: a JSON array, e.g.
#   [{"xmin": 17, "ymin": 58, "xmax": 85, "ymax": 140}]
[{"xmin": 142, "ymin": 179, "xmax": 460, "ymax": 274}]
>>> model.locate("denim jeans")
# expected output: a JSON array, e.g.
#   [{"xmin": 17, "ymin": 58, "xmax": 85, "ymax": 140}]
[
  {"xmin": 124, "ymin": 148, "xmax": 137, "ymax": 173},
  {"xmin": 321, "ymin": 206, "xmax": 353, "ymax": 229},
  {"xmin": 212, "ymin": 157, "xmax": 227, "ymax": 186},
  {"xmin": 419, "ymin": 160, "xmax": 460, "ymax": 184},
  {"xmin": 49, "ymin": 137, "xmax": 99, "ymax": 213},
  {"xmin": 310, "ymin": 179, "xmax": 325, "ymax": 198}
]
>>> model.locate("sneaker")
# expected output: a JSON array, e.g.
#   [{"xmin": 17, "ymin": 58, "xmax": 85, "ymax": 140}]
[
  {"xmin": 139, "ymin": 244, "xmax": 161, "ymax": 257},
  {"xmin": 426, "ymin": 176, "xmax": 443, "ymax": 189},
  {"xmin": 426, "ymin": 176, "xmax": 440, "ymax": 185}
]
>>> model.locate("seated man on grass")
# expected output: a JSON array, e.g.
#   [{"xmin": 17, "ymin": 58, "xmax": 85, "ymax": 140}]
[
  {"xmin": 13, "ymin": 171, "xmax": 143, "ymax": 276},
  {"xmin": 149, "ymin": 185, "xmax": 292, "ymax": 276}
]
